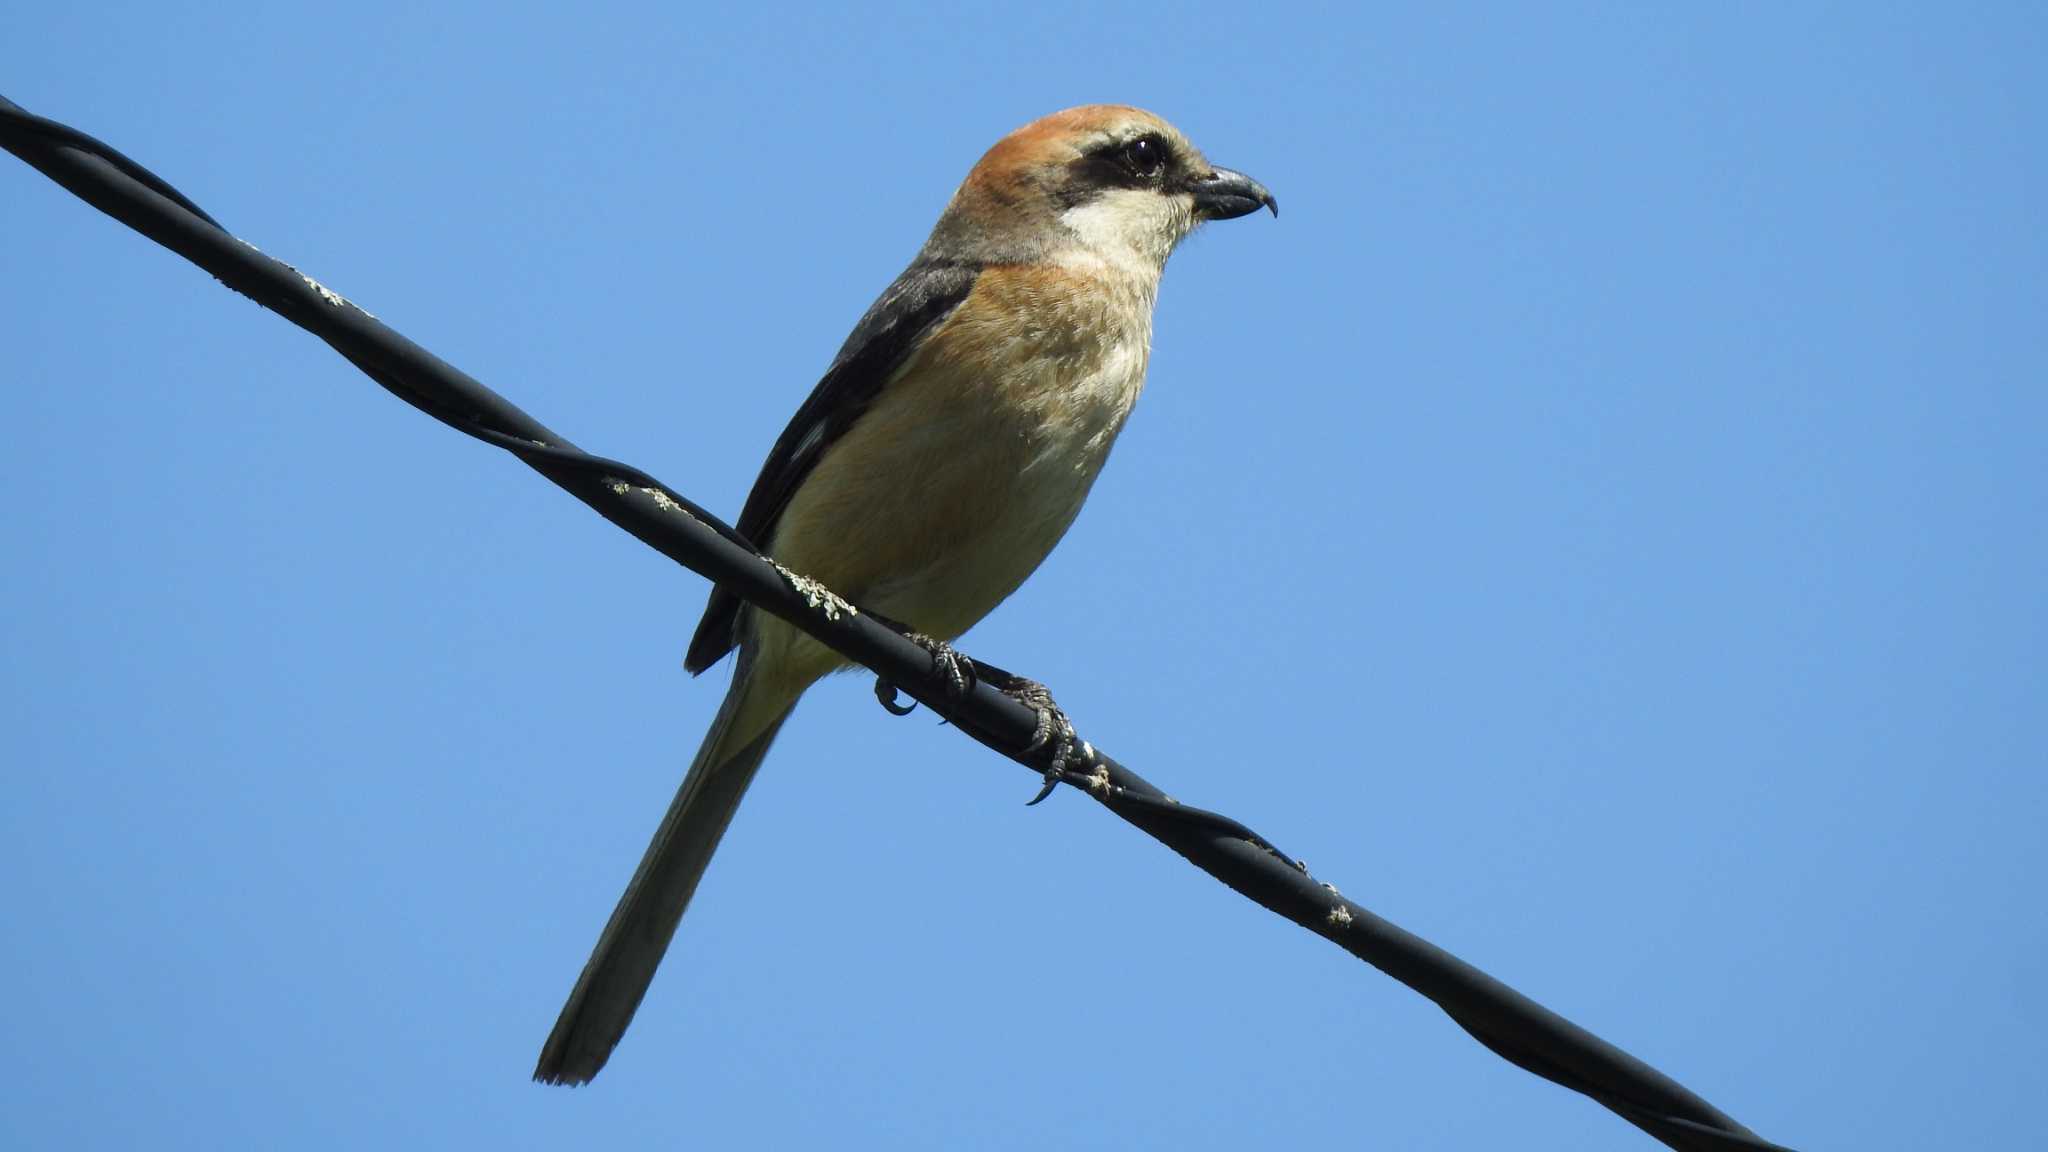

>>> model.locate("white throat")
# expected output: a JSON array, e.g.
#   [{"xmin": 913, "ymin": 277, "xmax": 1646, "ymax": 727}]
[{"xmin": 1055, "ymin": 188, "xmax": 1192, "ymax": 284}]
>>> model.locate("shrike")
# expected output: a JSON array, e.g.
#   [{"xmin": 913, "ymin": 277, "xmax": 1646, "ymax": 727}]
[{"xmin": 536, "ymin": 104, "xmax": 1275, "ymax": 1084}]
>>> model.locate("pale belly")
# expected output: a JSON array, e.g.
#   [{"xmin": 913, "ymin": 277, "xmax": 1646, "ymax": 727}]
[
  {"xmin": 854, "ymin": 452, "xmax": 1103, "ymax": 640},
  {"xmin": 753, "ymin": 343, "xmax": 1145, "ymax": 689}
]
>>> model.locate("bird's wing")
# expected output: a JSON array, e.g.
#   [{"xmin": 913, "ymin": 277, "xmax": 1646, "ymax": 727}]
[{"xmin": 684, "ymin": 258, "xmax": 980, "ymax": 673}]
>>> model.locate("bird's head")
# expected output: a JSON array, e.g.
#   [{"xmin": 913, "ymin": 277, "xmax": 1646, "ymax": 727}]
[{"xmin": 929, "ymin": 105, "xmax": 1276, "ymax": 274}]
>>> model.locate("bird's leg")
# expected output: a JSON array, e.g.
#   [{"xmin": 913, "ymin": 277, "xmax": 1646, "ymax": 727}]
[{"xmin": 870, "ymin": 617, "xmax": 976, "ymax": 716}]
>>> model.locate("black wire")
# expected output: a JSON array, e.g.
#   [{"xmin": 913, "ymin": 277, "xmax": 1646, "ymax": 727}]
[
  {"xmin": 1, "ymin": 93, "xmax": 1798, "ymax": 1152},
  {"xmin": 2, "ymin": 104, "xmax": 225, "ymax": 229}
]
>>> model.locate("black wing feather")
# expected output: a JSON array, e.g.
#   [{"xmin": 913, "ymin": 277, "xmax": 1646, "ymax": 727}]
[{"xmin": 683, "ymin": 259, "xmax": 980, "ymax": 673}]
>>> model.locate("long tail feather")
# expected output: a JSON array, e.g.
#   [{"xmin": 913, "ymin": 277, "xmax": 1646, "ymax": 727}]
[{"xmin": 534, "ymin": 657, "xmax": 794, "ymax": 1085}]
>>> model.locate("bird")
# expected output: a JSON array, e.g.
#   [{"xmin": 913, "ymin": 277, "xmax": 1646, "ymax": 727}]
[{"xmin": 535, "ymin": 104, "xmax": 1275, "ymax": 1085}]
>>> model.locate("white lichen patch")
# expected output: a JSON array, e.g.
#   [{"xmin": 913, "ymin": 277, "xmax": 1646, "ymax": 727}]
[
  {"xmin": 605, "ymin": 479, "xmax": 686, "ymax": 517},
  {"xmin": 292, "ymin": 269, "xmax": 372, "ymax": 317},
  {"xmin": 1326, "ymin": 904, "xmax": 1353, "ymax": 929},
  {"xmin": 303, "ymin": 275, "xmax": 347, "ymax": 306},
  {"xmin": 777, "ymin": 565, "xmax": 857, "ymax": 621}
]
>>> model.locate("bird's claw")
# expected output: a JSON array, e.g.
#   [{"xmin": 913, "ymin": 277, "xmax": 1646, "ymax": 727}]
[
  {"xmin": 1025, "ymin": 773, "xmax": 1061, "ymax": 807},
  {"xmin": 906, "ymin": 632, "xmax": 975, "ymax": 699},
  {"xmin": 873, "ymin": 678, "xmax": 919, "ymax": 716},
  {"xmin": 873, "ymin": 632, "xmax": 977, "ymax": 718},
  {"xmin": 999, "ymin": 676, "xmax": 1080, "ymax": 804}
]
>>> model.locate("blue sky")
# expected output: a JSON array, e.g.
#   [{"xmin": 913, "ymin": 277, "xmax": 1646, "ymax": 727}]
[{"xmin": 4, "ymin": 5, "xmax": 2042, "ymax": 1149}]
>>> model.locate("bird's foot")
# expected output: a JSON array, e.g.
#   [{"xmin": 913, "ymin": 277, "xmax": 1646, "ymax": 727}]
[
  {"xmin": 982, "ymin": 672, "xmax": 1082, "ymax": 805},
  {"xmin": 873, "ymin": 632, "xmax": 977, "ymax": 717},
  {"xmin": 868, "ymin": 637, "xmax": 1084, "ymax": 803}
]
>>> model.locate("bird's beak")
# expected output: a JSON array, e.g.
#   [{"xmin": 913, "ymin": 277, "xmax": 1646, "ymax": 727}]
[{"xmin": 1191, "ymin": 166, "xmax": 1279, "ymax": 220}]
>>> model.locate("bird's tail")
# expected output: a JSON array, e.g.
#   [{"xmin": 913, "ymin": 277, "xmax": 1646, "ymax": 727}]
[{"xmin": 534, "ymin": 652, "xmax": 795, "ymax": 1085}]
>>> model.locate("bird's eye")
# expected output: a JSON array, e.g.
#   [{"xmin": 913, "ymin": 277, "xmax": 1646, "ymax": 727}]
[{"xmin": 1118, "ymin": 136, "xmax": 1166, "ymax": 179}]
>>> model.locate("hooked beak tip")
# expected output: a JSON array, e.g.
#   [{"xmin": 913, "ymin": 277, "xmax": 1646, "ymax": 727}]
[{"xmin": 1192, "ymin": 166, "xmax": 1278, "ymax": 221}]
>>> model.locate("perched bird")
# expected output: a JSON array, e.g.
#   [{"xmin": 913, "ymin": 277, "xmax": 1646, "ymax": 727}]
[{"xmin": 535, "ymin": 104, "xmax": 1275, "ymax": 1085}]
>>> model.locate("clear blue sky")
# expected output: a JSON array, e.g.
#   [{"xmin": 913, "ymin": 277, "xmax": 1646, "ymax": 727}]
[{"xmin": 4, "ymin": 5, "xmax": 2042, "ymax": 1150}]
